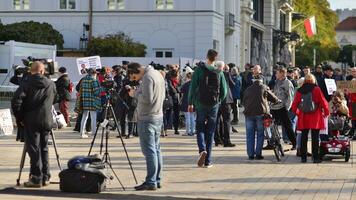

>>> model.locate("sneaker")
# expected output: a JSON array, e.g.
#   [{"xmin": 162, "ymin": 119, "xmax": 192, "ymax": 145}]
[
  {"xmin": 174, "ymin": 131, "xmax": 180, "ymax": 135},
  {"xmin": 81, "ymin": 134, "xmax": 89, "ymax": 138},
  {"xmin": 301, "ymin": 157, "xmax": 307, "ymax": 163},
  {"xmin": 24, "ymin": 180, "xmax": 42, "ymax": 188},
  {"xmin": 134, "ymin": 183, "xmax": 157, "ymax": 191},
  {"xmin": 204, "ymin": 163, "xmax": 213, "ymax": 168},
  {"xmin": 255, "ymin": 155, "xmax": 264, "ymax": 160},
  {"xmin": 197, "ymin": 151, "xmax": 207, "ymax": 167},
  {"xmin": 182, "ymin": 133, "xmax": 190, "ymax": 136},
  {"xmin": 232, "ymin": 127, "xmax": 238, "ymax": 133},
  {"xmin": 157, "ymin": 183, "xmax": 162, "ymax": 189},
  {"xmin": 42, "ymin": 179, "xmax": 50, "ymax": 186},
  {"xmin": 248, "ymin": 156, "xmax": 255, "ymax": 160}
]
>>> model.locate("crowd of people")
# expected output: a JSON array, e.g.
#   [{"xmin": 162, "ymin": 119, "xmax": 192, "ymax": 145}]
[{"xmin": 10, "ymin": 49, "xmax": 356, "ymax": 189}]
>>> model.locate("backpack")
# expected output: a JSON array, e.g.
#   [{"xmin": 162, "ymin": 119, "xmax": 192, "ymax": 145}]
[
  {"xmin": 198, "ymin": 64, "xmax": 220, "ymax": 106},
  {"xmin": 298, "ymin": 92, "xmax": 317, "ymax": 113}
]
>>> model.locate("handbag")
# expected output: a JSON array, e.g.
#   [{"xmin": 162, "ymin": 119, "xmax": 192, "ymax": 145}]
[{"xmin": 59, "ymin": 169, "xmax": 106, "ymax": 193}]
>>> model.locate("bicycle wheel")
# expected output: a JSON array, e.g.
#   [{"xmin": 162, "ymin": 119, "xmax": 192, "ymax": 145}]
[{"xmin": 271, "ymin": 125, "xmax": 282, "ymax": 161}]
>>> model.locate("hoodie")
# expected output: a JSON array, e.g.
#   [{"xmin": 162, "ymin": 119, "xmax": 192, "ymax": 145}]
[{"xmin": 12, "ymin": 74, "xmax": 57, "ymax": 131}]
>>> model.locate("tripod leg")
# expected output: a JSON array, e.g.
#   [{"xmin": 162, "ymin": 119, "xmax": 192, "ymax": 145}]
[
  {"xmin": 16, "ymin": 144, "xmax": 27, "ymax": 186},
  {"xmin": 50, "ymin": 131, "xmax": 62, "ymax": 171},
  {"xmin": 110, "ymin": 105, "xmax": 138, "ymax": 184},
  {"xmin": 99, "ymin": 126, "xmax": 105, "ymax": 155},
  {"xmin": 88, "ymin": 123, "xmax": 102, "ymax": 156},
  {"xmin": 105, "ymin": 153, "xmax": 125, "ymax": 191}
]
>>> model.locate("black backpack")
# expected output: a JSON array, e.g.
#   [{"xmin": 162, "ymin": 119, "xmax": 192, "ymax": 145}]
[
  {"xmin": 198, "ymin": 64, "xmax": 220, "ymax": 106},
  {"xmin": 298, "ymin": 92, "xmax": 317, "ymax": 113}
]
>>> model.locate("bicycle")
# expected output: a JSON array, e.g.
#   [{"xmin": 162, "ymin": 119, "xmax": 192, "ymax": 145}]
[{"xmin": 263, "ymin": 114, "xmax": 285, "ymax": 162}]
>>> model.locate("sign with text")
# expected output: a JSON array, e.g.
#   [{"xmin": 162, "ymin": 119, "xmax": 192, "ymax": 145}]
[
  {"xmin": 0, "ymin": 109, "xmax": 13, "ymax": 136},
  {"xmin": 324, "ymin": 79, "xmax": 337, "ymax": 95},
  {"xmin": 336, "ymin": 80, "xmax": 356, "ymax": 93},
  {"xmin": 76, "ymin": 56, "xmax": 102, "ymax": 75}
]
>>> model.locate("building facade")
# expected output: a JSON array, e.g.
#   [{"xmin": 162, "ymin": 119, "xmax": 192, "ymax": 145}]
[
  {"xmin": 0, "ymin": 0, "xmax": 241, "ymax": 65},
  {"xmin": 240, "ymin": 0, "xmax": 293, "ymax": 76},
  {"xmin": 335, "ymin": 17, "xmax": 356, "ymax": 47}
]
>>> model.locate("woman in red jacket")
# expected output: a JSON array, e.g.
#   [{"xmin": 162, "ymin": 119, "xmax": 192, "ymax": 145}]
[{"xmin": 291, "ymin": 74, "xmax": 329, "ymax": 163}]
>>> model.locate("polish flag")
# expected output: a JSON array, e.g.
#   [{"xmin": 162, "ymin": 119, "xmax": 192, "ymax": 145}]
[{"xmin": 304, "ymin": 16, "xmax": 317, "ymax": 37}]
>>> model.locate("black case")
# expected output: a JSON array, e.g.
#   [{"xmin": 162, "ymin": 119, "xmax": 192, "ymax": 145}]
[{"xmin": 59, "ymin": 169, "xmax": 106, "ymax": 193}]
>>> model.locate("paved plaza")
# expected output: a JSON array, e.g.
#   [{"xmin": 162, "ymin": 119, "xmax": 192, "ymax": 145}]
[{"xmin": 0, "ymin": 114, "xmax": 355, "ymax": 200}]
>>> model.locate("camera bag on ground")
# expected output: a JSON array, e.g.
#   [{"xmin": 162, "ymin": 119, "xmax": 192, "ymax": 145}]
[{"xmin": 59, "ymin": 155, "xmax": 108, "ymax": 193}]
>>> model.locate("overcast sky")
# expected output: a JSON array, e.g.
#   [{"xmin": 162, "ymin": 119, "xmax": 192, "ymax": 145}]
[{"xmin": 328, "ymin": 0, "xmax": 356, "ymax": 10}]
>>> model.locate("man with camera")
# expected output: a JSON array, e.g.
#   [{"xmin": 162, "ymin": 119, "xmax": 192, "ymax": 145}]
[
  {"xmin": 11, "ymin": 61, "xmax": 57, "ymax": 187},
  {"xmin": 126, "ymin": 62, "xmax": 165, "ymax": 191}
]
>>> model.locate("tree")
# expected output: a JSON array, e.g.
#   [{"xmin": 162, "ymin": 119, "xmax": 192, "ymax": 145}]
[
  {"xmin": 0, "ymin": 21, "xmax": 64, "ymax": 49},
  {"xmin": 293, "ymin": 0, "xmax": 340, "ymax": 67},
  {"xmin": 86, "ymin": 32, "xmax": 146, "ymax": 57}
]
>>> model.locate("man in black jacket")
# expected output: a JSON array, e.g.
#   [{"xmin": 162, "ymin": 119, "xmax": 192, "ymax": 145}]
[
  {"xmin": 11, "ymin": 61, "xmax": 57, "ymax": 187},
  {"xmin": 55, "ymin": 67, "xmax": 71, "ymax": 126},
  {"xmin": 317, "ymin": 65, "xmax": 335, "ymax": 102}
]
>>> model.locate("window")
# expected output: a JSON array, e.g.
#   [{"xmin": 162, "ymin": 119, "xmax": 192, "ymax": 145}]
[
  {"xmin": 108, "ymin": 0, "xmax": 125, "ymax": 10},
  {"xmin": 60, "ymin": 0, "xmax": 76, "ymax": 10},
  {"xmin": 252, "ymin": 0, "xmax": 264, "ymax": 23},
  {"xmin": 13, "ymin": 0, "xmax": 29, "ymax": 10},
  {"xmin": 156, "ymin": 0, "xmax": 173, "ymax": 10},
  {"xmin": 155, "ymin": 49, "xmax": 173, "ymax": 58}
]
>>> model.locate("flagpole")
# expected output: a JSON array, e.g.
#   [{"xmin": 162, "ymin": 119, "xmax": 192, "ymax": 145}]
[{"xmin": 313, "ymin": 48, "xmax": 316, "ymax": 67}]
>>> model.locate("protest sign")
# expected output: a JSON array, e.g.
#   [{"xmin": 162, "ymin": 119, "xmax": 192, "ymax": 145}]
[
  {"xmin": 324, "ymin": 79, "xmax": 337, "ymax": 95},
  {"xmin": 76, "ymin": 56, "xmax": 102, "ymax": 75},
  {"xmin": 336, "ymin": 80, "xmax": 356, "ymax": 93},
  {"xmin": 0, "ymin": 109, "xmax": 13, "ymax": 136}
]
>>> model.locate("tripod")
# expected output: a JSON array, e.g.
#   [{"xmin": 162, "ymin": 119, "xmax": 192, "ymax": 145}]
[
  {"xmin": 88, "ymin": 98, "xmax": 138, "ymax": 191},
  {"xmin": 16, "ymin": 130, "xmax": 62, "ymax": 186}
]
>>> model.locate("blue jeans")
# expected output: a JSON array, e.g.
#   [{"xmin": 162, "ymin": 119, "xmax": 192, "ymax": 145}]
[
  {"xmin": 137, "ymin": 119, "xmax": 163, "ymax": 186},
  {"xmin": 196, "ymin": 104, "xmax": 219, "ymax": 165},
  {"xmin": 184, "ymin": 112, "xmax": 196, "ymax": 135},
  {"xmin": 245, "ymin": 115, "xmax": 265, "ymax": 157}
]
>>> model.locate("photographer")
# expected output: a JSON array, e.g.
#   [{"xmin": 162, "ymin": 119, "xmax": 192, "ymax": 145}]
[
  {"xmin": 127, "ymin": 63, "xmax": 165, "ymax": 191},
  {"xmin": 11, "ymin": 61, "xmax": 57, "ymax": 187}
]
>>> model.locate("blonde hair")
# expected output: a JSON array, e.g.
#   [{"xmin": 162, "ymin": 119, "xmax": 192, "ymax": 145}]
[{"xmin": 304, "ymin": 74, "xmax": 316, "ymax": 84}]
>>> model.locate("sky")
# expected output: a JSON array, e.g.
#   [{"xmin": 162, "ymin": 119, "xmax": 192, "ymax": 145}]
[{"xmin": 328, "ymin": 0, "xmax": 356, "ymax": 10}]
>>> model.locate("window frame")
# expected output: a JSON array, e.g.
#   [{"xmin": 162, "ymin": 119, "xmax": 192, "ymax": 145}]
[
  {"xmin": 108, "ymin": 0, "xmax": 125, "ymax": 10},
  {"xmin": 59, "ymin": 0, "xmax": 76, "ymax": 10},
  {"xmin": 156, "ymin": 0, "xmax": 174, "ymax": 10},
  {"xmin": 13, "ymin": 0, "xmax": 30, "ymax": 10}
]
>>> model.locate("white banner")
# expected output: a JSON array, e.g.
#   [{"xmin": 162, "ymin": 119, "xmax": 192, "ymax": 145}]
[
  {"xmin": 324, "ymin": 79, "xmax": 337, "ymax": 95},
  {"xmin": 0, "ymin": 109, "xmax": 13, "ymax": 136},
  {"xmin": 76, "ymin": 56, "xmax": 102, "ymax": 75}
]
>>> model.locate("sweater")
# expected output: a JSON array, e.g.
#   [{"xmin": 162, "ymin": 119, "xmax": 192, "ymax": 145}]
[{"xmin": 136, "ymin": 66, "xmax": 165, "ymax": 121}]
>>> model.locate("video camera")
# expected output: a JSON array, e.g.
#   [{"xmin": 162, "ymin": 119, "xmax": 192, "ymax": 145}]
[
  {"xmin": 149, "ymin": 61, "xmax": 165, "ymax": 71},
  {"xmin": 21, "ymin": 56, "xmax": 58, "ymax": 76}
]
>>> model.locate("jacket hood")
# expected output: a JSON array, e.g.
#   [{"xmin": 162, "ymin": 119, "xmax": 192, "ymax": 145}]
[
  {"xmin": 298, "ymin": 83, "xmax": 316, "ymax": 94},
  {"xmin": 27, "ymin": 74, "xmax": 51, "ymax": 89}
]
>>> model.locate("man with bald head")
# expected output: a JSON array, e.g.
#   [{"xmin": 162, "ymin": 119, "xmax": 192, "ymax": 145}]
[{"xmin": 12, "ymin": 61, "xmax": 57, "ymax": 187}]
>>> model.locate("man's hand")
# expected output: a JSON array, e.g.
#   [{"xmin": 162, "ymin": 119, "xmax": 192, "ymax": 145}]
[{"xmin": 188, "ymin": 105, "xmax": 194, "ymax": 113}]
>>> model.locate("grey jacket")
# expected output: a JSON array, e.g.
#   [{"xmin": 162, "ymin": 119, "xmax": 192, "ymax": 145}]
[
  {"xmin": 271, "ymin": 78, "xmax": 294, "ymax": 110},
  {"xmin": 136, "ymin": 66, "xmax": 165, "ymax": 121}
]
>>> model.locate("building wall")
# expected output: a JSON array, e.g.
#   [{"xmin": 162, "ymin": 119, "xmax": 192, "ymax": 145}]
[
  {"xmin": 335, "ymin": 9, "xmax": 356, "ymax": 22},
  {"xmin": 0, "ymin": 0, "xmax": 242, "ymax": 64},
  {"xmin": 336, "ymin": 31, "xmax": 356, "ymax": 46}
]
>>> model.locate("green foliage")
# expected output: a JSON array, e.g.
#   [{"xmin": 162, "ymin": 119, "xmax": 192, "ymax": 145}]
[
  {"xmin": 0, "ymin": 21, "xmax": 64, "ymax": 49},
  {"xmin": 86, "ymin": 32, "xmax": 146, "ymax": 57},
  {"xmin": 293, "ymin": 0, "xmax": 340, "ymax": 66},
  {"xmin": 338, "ymin": 45, "xmax": 356, "ymax": 67}
]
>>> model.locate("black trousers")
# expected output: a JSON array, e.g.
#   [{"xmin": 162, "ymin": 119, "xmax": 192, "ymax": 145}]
[
  {"xmin": 301, "ymin": 129, "xmax": 320, "ymax": 160},
  {"xmin": 172, "ymin": 101, "xmax": 180, "ymax": 132},
  {"xmin": 271, "ymin": 107, "xmax": 296, "ymax": 147},
  {"xmin": 214, "ymin": 104, "xmax": 232, "ymax": 145},
  {"xmin": 231, "ymin": 98, "xmax": 239, "ymax": 122},
  {"xmin": 119, "ymin": 109, "xmax": 127, "ymax": 136},
  {"xmin": 24, "ymin": 126, "xmax": 50, "ymax": 183}
]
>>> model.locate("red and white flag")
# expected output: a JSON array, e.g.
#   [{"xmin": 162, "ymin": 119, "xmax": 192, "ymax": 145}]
[{"xmin": 304, "ymin": 16, "xmax": 317, "ymax": 37}]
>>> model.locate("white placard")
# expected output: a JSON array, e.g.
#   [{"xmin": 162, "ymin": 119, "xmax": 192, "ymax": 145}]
[
  {"xmin": 76, "ymin": 56, "xmax": 102, "ymax": 75},
  {"xmin": 324, "ymin": 79, "xmax": 337, "ymax": 95},
  {"xmin": 0, "ymin": 109, "xmax": 14, "ymax": 136}
]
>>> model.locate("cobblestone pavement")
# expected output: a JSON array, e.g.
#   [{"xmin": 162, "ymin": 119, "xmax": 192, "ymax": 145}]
[{"xmin": 0, "ymin": 102, "xmax": 355, "ymax": 200}]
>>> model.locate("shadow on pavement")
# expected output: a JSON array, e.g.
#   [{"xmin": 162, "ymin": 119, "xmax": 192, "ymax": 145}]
[{"xmin": 0, "ymin": 187, "xmax": 217, "ymax": 200}]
